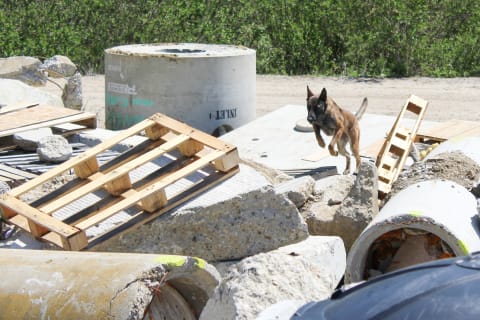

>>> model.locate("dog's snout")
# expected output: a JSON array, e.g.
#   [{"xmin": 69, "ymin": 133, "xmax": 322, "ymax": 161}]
[{"xmin": 307, "ymin": 115, "xmax": 314, "ymax": 123}]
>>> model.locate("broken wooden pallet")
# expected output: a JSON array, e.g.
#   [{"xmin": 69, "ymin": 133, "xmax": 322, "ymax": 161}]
[{"xmin": 0, "ymin": 113, "xmax": 240, "ymax": 250}]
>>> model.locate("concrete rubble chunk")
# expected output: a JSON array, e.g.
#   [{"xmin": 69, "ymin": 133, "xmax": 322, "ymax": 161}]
[
  {"xmin": 303, "ymin": 161, "xmax": 378, "ymax": 252},
  {"xmin": 389, "ymin": 151, "xmax": 480, "ymax": 201},
  {"xmin": 239, "ymin": 158, "xmax": 293, "ymax": 185},
  {"xmin": 13, "ymin": 127, "xmax": 53, "ymax": 151},
  {"xmin": 301, "ymin": 174, "xmax": 354, "ymax": 236},
  {"xmin": 0, "ymin": 181, "xmax": 10, "ymax": 195},
  {"xmin": 200, "ymin": 236, "xmax": 346, "ymax": 320},
  {"xmin": 0, "ymin": 78, "xmax": 64, "ymax": 108},
  {"xmin": 62, "ymin": 71, "xmax": 83, "ymax": 110},
  {"xmin": 92, "ymin": 164, "xmax": 309, "ymax": 261},
  {"xmin": 0, "ymin": 56, "xmax": 47, "ymax": 86},
  {"xmin": 43, "ymin": 55, "xmax": 77, "ymax": 78},
  {"xmin": 36, "ymin": 135, "xmax": 73, "ymax": 163},
  {"xmin": 275, "ymin": 175, "xmax": 315, "ymax": 208},
  {"xmin": 334, "ymin": 160, "xmax": 379, "ymax": 251}
]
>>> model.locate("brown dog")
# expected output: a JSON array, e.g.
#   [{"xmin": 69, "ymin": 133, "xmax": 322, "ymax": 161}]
[{"xmin": 306, "ymin": 86, "xmax": 367, "ymax": 174}]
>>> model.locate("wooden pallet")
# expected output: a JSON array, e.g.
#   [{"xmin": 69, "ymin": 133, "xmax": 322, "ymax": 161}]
[
  {"xmin": 376, "ymin": 95, "xmax": 428, "ymax": 198},
  {"xmin": 0, "ymin": 113, "xmax": 240, "ymax": 250}
]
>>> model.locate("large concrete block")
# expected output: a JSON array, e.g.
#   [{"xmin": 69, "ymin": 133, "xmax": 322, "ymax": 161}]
[
  {"xmin": 200, "ymin": 236, "xmax": 346, "ymax": 320},
  {"xmin": 93, "ymin": 164, "xmax": 309, "ymax": 261},
  {"xmin": 0, "ymin": 79, "xmax": 63, "ymax": 108},
  {"xmin": 0, "ymin": 56, "xmax": 46, "ymax": 86}
]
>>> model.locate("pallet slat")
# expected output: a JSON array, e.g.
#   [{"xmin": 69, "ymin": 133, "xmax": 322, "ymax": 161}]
[{"xmin": 9, "ymin": 119, "xmax": 157, "ymax": 197}]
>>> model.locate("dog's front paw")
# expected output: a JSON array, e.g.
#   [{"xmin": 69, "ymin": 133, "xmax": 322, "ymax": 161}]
[
  {"xmin": 316, "ymin": 139, "xmax": 326, "ymax": 148},
  {"xmin": 328, "ymin": 146, "xmax": 338, "ymax": 156}
]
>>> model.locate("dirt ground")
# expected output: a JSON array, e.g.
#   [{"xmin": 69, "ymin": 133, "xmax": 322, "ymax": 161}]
[{"xmin": 66, "ymin": 74, "xmax": 480, "ymax": 129}]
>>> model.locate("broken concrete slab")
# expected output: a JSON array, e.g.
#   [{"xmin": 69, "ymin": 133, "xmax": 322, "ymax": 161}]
[
  {"xmin": 36, "ymin": 135, "xmax": 73, "ymax": 163},
  {"xmin": 200, "ymin": 236, "xmax": 346, "ymax": 320},
  {"xmin": 13, "ymin": 127, "xmax": 53, "ymax": 151},
  {"xmin": 43, "ymin": 55, "xmax": 77, "ymax": 78},
  {"xmin": 0, "ymin": 79, "xmax": 64, "ymax": 108},
  {"xmin": 275, "ymin": 175, "xmax": 315, "ymax": 208},
  {"xmin": 0, "ymin": 56, "xmax": 47, "ymax": 86},
  {"xmin": 239, "ymin": 158, "xmax": 293, "ymax": 185},
  {"xmin": 92, "ymin": 164, "xmax": 309, "ymax": 261}
]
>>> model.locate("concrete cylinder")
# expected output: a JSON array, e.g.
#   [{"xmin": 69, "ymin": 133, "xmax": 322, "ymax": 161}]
[
  {"xmin": 105, "ymin": 43, "xmax": 256, "ymax": 136},
  {"xmin": 345, "ymin": 179, "xmax": 480, "ymax": 284},
  {"xmin": 426, "ymin": 136, "xmax": 480, "ymax": 164},
  {"xmin": 0, "ymin": 249, "xmax": 220, "ymax": 319}
]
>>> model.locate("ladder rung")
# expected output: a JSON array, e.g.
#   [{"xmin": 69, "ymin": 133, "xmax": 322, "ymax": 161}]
[
  {"xmin": 380, "ymin": 156, "xmax": 398, "ymax": 170},
  {"xmin": 395, "ymin": 127, "xmax": 411, "ymax": 139},
  {"xmin": 378, "ymin": 168, "xmax": 395, "ymax": 182},
  {"xmin": 391, "ymin": 137, "xmax": 411, "ymax": 151},
  {"xmin": 378, "ymin": 180, "xmax": 392, "ymax": 194}
]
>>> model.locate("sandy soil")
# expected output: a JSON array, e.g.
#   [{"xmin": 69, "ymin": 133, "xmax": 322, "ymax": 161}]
[{"xmin": 42, "ymin": 75, "xmax": 480, "ymax": 128}]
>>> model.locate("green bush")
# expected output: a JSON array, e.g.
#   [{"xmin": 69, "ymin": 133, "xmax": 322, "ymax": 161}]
[{"xmin": 1, "ymin": 0, "xmax": 479, "ymax": 77}]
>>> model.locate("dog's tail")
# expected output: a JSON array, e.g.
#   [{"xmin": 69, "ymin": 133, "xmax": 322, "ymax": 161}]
[{"xmin": 355, "ymin": 97, "xmax": 368, "ymax": 120}]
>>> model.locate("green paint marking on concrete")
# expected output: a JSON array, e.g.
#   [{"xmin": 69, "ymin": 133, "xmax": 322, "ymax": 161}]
[
  {"xmin": 409, "ymin": 210, "xmax": 423, "ymax": 217},
  {"xmin": 155, "ymin": 255, "xmax": 186, "ymax": 267},
  {"xmin": 458, "ymin": 240, "xmax": 469, "ymax": 255},
  {"xmin": 194, "ymin": 257, "xmax": 206, "ymax": 269}
]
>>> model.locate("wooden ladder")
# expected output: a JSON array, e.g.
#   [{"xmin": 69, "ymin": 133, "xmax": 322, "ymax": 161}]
[
  {"xmin": 0, "ymin": 113, "xmax": 240, "ymax": 250},
  {"xmin": 376, "ymin": 95, "xmax": 428, "ymax": 198}
]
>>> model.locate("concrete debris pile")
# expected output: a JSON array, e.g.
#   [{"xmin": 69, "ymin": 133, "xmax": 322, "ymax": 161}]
[
  {"xmin": 2, "ymin": 55, "xmax": 480, "ymax": 319},
  {"xmin": 0, "ymin": 55, "xmax": 81, "ymax": 110}
]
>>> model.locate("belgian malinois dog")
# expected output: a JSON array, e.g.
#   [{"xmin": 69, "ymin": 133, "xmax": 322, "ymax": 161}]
[{"xmin": 306, "ymin": 86, "xmax": 368, "ymax": 174}]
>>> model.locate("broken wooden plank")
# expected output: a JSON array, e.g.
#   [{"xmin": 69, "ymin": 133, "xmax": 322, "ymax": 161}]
[
  {"xmin": 0, "ymin": 102, "xmax": 39, "ymax": 115},
  {"xmin": 0, "ymin": 105, "xmax": 96, "ymax": 138},
  {"xmin": 417, "ymin": 119, "xmax": 480, "ymax": 142}
]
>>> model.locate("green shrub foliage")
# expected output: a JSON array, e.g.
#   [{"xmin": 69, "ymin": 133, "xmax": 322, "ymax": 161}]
[{"xmin": 1, "ymin": 0, "xmax": 479, "ymax": 76}]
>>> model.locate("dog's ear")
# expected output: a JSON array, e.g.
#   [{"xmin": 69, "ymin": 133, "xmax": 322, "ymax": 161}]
[
  {"xmin": 319, "ymin": 88, "xmax": 327, "ymax": 101},
  {"xmin": 307, "ymin": 86, "xmax": 314, "ymax": 99}
]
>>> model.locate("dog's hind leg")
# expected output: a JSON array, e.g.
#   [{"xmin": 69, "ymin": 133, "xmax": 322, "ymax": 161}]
[
  {"xmin": 350, "ymin": 129, "xmax": 361, "ymax": 174},
  {"xmin": 337, "ymin": 137, "xmax": 351, "ymax": 175}
]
